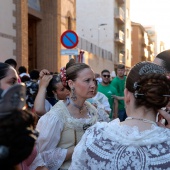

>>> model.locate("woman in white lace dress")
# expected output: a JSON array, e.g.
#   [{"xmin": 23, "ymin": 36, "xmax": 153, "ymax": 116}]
[
  {"xmin": 30, "ymin": 60, "xmax": 98, "ymax": 170},
  {"xmin": 69, "ymin": 61, "xmax": 170, "ymax": 170}
]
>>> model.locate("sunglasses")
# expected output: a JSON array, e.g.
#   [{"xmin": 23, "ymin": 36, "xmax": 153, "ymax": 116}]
[{"xmin": 102, "ymin": 75, "xmax": 110, "ymax": 78}]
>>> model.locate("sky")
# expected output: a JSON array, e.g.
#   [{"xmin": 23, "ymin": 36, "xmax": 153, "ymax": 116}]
[{"xmin": 130, "ymin": 0, "xmax": 170, "ymax": 49}]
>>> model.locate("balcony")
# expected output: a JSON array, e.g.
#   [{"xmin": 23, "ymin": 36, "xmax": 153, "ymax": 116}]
[
  {"xmin": 115, "ymin": 7, "xmax": 124, "ymax": 24},
  {"xmin": 116, "ymin": 0, "xmax": 125, "ymax": 4},
  {"xmin": 115, "ymin": 30, "xmax": 125, "ymax": 44}
]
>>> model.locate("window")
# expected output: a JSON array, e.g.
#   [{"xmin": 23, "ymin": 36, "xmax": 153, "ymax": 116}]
[
  {"xmin": 68, "ymin": 17, "xmax": 71, "ymax": 30},
  {"xmin": 28, "ymin": 0, "xmax": 41, "ymax": 11}
]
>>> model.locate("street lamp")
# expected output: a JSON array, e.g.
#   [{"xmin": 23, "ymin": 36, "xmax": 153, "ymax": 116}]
[{"xmin": 98, "ymin": 23, "xmax": 107, "ymax": 47}]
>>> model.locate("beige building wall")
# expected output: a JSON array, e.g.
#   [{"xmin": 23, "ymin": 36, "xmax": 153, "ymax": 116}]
[
  {"xmin": 131, "ymin": 24, "xmax": 140, "ymax": 67},
  {"xmin": 76, "ymin": 0, "xmax": 115, "ymax": 72},
  {"xmin": 59, "ymin": 0, "xmax": 76, "ymax": 68},
  {"xmin": 76, "ymin": 0, "xmax": 131, "ymax": 72},
  {"xmin": 0, "ymin": 0, "xmax": 16, "ymax": 62},
  {"xmin": 36, "ymin": 0, "xmax": 76, "ymax": 72},
  {"xmin": 131, "ymin": 22, "xmax": 150, "ymax": 67},
  {"xmin": 84, "ymin": 52, "xmax": 115, "ymax": 74},
  {"xmin": 76, "ymin": 0, "xmax": 114, "ymax": 53},
  {"xmin": 0, "ymin": 0, "xmax": 76, "ymax": 72}
]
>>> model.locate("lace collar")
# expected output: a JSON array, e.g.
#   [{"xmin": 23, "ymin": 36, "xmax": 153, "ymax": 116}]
[{"xmin": 91, "ymin": 119, "xmax": 170, "ymax": 146}]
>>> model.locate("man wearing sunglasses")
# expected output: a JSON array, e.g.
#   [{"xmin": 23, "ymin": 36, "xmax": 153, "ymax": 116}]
[
  {"xmin": 111, "ymin": 64, "xmax": 127, "ymax": 122},
  {"xmin": 97, "ymin": 69, "xmax": 118, "ymax": 120}
]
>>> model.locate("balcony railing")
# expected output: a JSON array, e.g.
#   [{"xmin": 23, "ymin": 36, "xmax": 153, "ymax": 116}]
[
  {"xmin": 115, "ymin": 7, "xmax": 124, "ymax": 24},
  {"xmin": 115, "ymin": 30, "xmax": 125, "ymax": 44}
]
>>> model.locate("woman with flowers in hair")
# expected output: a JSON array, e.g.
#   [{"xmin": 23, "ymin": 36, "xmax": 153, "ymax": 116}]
[
  {"xmin": 34, "ymin": 72, "xmax": 70, "ymax": 116},
  {"xmin": 30, "ymin": 60, "xmax": 98, "ymax": 170},
  {"xmin": 69, "ymin": 61, "xmax": 170, "ymax": 170}
]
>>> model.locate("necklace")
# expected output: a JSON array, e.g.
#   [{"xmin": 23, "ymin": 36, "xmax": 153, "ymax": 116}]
[
  {"xmin": 126, "ymin": 117, "xmax": 157, "ymax": 126},
  {"xmin": 69, "ymin": 98, "xmax": 84, "ymax": 114}
]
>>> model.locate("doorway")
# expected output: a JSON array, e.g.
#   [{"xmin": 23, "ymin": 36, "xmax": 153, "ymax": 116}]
[{"xmin": 28, "ymin": 14, "xmax": 38, "ymax": 72}]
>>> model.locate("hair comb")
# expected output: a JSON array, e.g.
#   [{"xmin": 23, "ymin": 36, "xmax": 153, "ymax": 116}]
[{"xmin": 0, "ymin": 84, "xmax": 26, "ymax": 118}]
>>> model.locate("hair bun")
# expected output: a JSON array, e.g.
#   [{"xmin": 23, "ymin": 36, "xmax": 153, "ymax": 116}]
[{"xmin": 66, "ymin": 58, "xmax": 76, "ymax": 69}]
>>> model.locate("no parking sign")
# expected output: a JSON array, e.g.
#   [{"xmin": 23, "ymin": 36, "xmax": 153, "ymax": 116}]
[{"xmin": 60, "ymin": 30, "xmax": 79, "ymax": 49}]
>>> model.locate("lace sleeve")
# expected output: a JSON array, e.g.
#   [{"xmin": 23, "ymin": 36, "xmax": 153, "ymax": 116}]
[
  {"xmin": 41, "ymin": 147, "xmax": 67, "ymax": 169},
  {"xmin": 30, "ymin": 107, "xmax": 67, "ymax": 169}
]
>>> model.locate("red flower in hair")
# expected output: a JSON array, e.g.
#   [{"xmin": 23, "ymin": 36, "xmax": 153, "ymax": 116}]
[{"xmin": 60, "ymin": 67, "xmax": 67, "ymax": 87}]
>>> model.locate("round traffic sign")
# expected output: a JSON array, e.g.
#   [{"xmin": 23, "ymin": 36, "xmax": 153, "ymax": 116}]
[{"xmin": 60, "ymin": 30, "xmax": 79, "ymax": 49}]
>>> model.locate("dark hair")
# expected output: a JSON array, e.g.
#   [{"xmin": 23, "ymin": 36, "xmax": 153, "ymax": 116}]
[
  {"xmin": 21, "ymin": 75, "xmax": 30, "ymax": 82},
  {"xmin": 29, "ymin": 69, "xmax": 39, "ymax": 80},
  {"xmin": 95, "ymin": 73, "xmax": 100, "ymax": 78},
  {"xmin": 47, "ymin": 74, "xmax": 61, "ymax": 97},
  {"xmin": 117, "ymin": 63, "xmax": 125, "ymax": 69},
  {"xmin": 66, "ymin": 58, "xmax": 75, "ymax": 68},
  {"xmin": 126, "ymin": 61, "xmax": 170, "ymax": 110},
  {"xmin": 18, "ymin": 66, "xmax": 27, "ymax": 74},
  {"xmin": 4, "ymin": 59, "xmax": 17, "ymax": 69},
  {"xmin": 0, "ymin": 62, "xmax": 11, "ymax": 80},
  {"xmin": 0, "ymin": 109, "xmax": 38, "ymax": 169},
  {"xmin": 101, "ymin": 69, "xmax": 110, "ymax": 75},
  {"xmin": 155, "ymin": 49, "xmax": 170, "ymax": 72},
  {"xmin": 65, "ymin": 61, "xmax": 90, "ymax": 90}
]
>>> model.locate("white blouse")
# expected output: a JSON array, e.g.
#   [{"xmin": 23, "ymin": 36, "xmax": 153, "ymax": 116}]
[
  {"xmin": 69, "ymin": 119, "xmax": 170, "ymax": 170},
  {"xmin": 30, "ymin": 100, "xmax": 98, "ymax": 170}
]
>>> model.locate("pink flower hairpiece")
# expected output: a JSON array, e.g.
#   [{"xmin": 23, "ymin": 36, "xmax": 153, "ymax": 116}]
[{"xmin": 60, "ymin": 67, "xmax": 67, "ymax": 87}]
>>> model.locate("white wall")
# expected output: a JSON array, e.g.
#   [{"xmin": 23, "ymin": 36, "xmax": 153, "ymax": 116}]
[
  {"xmin": 125, "ymin": 0, "xmax": 131, "ymax": 67},
  {"xmin": 76, "ymin": 0, "xmax": 114, "ymax": 53},
  {"xmin": 0, "ymin": 0, "xmax": 16, "ymax": 62}
]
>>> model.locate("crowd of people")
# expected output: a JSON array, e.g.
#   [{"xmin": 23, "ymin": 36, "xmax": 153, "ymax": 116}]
[{"xmin": 1, "ymin": 49, "xmax": 170, "ymax": 170}]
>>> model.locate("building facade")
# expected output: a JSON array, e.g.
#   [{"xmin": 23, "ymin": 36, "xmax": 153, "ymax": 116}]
[
  {"xmin": 76, "ymin": 0, "xmax": 131, "ymax": 73},
  {"xmin": 115, "ymin": 0, "xmax": 131, "ymax": 69},
  {"xmin": 0, "ymin": 0, "xmax": 76, "ymax": 72},
  {"xmin": 131, "ymin": 22, "xmax": 154, "ymax": 67},
  {"xmin": 0, "ymin": 0, "xmax": 134, "ymax": 74},
  {"xmin": 0, "ymin": 0, "xmax": 17, "ymax": 64},
  {"xmin": 145, "ymin": 25, "xmax": 165, "ymax": 57}
]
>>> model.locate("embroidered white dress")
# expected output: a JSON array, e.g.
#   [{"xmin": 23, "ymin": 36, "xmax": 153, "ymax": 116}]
[
  {"xmin": 30, "ymin": 100, "xmax": 98, "ymax": 170},
  {"xmin": 69, "ymin": 119, "xmax": 170, "ymax": 170}
]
